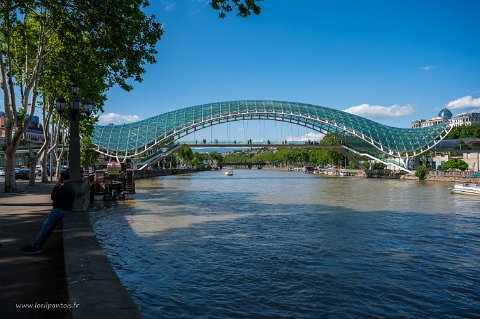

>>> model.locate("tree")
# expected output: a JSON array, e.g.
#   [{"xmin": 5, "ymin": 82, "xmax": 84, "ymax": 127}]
[
  {"xmin": 1, "ymin": 0, "xmax": 261, "ymax": 192},
  {"xmin": 314, "ymin": 133, "xmax": 345, "ymax": 166},
  {"xmin": 211, "ymin": 0, "xmax": 262, "ymax": 18},
  {"xmin": 177, "ymin": 146, "xmax": 194, "ymax": 166},
  {"xmin": 208, "ymin": 151, "xmax": 223, "ymax": 166},
  {"xmin": 191, "ymin": 152, "xmax": 206, "ymax": 170},
  {"xmin": 252, "ymin": 150, "xmax": 274, "ymax": 163},
  {"xmin": 80, "ymin": 117, "xmax": 100, "ymax": 171},
  {"xmin": 415, "ymin": 164, "xmax": 429, "ymax": 180},
  {"xmin": 445, "ymin": 124, "xmax": 480, "ymax": 139},
  {"xmin": 224, "ymin": 151, "xmax": 251, "ymax": 163},
  {"xmin": 0, "ymin": 1, "xmax": 162, "ymax": 192},
  {"xmin": 372, "ymin": 163, "xmax": 387, "ymax": 170},
  {"xmin": 442, "ymin": 159, "xmax": 469, "ymax": 171},
  {"xmin": 37, "ymin": 95, "xmax": 57, "ymax": 182}
]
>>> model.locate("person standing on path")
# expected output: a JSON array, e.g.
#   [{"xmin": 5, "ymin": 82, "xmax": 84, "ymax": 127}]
[{"xmin": 19, "ymin": 171, "xmax": 76, "ymax": 254}]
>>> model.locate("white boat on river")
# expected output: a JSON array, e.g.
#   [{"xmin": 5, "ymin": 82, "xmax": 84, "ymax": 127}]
[
  {"xmin": 224, "ymin": 170, "xmax": 233, "ymax": 176},
  {"xmin": 450, "ymin": 183, "xmax": 480, "ymax": 196}
]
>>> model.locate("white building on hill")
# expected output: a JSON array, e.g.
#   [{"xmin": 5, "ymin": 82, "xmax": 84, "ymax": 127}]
[{"xmin": 411, "ymin": 107, "xmax": 480, "ymax": 128}]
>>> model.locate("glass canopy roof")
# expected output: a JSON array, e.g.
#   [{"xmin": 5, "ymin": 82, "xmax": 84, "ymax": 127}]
[{"xmin": 93, "ymin": 100, "xmax": 449, "ymax": 156}]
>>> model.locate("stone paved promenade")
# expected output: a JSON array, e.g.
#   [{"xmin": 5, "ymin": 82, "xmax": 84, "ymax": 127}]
[
  {"xmin": 0, "ymin": 178, "xmax": 142, "ymax": 319},
  {"xmin": 0, "ymin": 178, "xmax": 70, "ymax": 319}
]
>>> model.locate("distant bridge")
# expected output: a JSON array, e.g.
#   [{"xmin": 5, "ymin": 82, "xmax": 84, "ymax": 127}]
[
  {"xmin": 184, "ymin": 142, "xmax": 347, "ymax": 149},
  {"xmin": 222, "ymin": 162, "xmax": 267, "ymax": 168},
  {"xmin": 92, "ymin": 100, "xmax": 453, "ymax": 172},
  {"xmin": 133, "ymin": 142, "xmax": 347, "ymax": 170}
]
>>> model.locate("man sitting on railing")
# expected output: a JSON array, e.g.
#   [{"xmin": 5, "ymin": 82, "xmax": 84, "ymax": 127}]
[{"xmin": 19, "ymin": 171, "xmax": 76, "ymax": 255}]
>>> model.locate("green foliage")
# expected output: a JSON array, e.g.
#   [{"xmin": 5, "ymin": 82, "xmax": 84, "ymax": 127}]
[
  {"xmin": 1, "ymin": 0, "xmax": 163, "ymax": 106},
  {"xmin": 223, "ymin": 145, "xmax": 347, "ymax": 167},
  {"xmin": 211, "ymin": 0, "xmax": 262, "ymax": 18},
  {"xmin": 442, "ymin": 159, "xmax": 469, "ymax": 171},
  {"xmin": 194, "ymin": 164, "xmax": 207, "ymax": 171},
  {"xmin": 191, "ymin": 152, "xmax": 206, "ymax": 167},
  {"xmin": 208, "ymin": 151, "xmax": 223, "ymax": 165},
  {"xmin": 251, "ymin": 150, "xmax": 275, "ymax": 162},
  {"xmin": 80, "ymin": 117, "xmax": 100, "ymax": 168},
  {"xmin": 0, "ymin": 0, "xmax": 163, "ymax": 186},
  {"xmin": 372, "ymin": 163, "xmax": 387, "ymax": 170},
  {"xmin": 177, "ymin": 149, "xmax": 223, "ymax": 169},
  {"xmin": 55, "ymin": 0, "xmax": 163, "ymax": 92},
  {"xmin": 177, "ymin": 146, "xmax": 194, "ymax": 163},
  {"xmin": 415, "ymin": 165, "xmax": 429, "ymax": 180},
  {"xmin": 320, "ymin": 133, "xmax": 342, "ymax": 145},
  {"xmin": 224, "ymin": 151, "xmax": 252, "ymax": 163},
  {"xmin": 306, "ymin": 133, "xmax": 345, "ymax": 166},
  {"xmin": 309, "ymin": 148, "xmax": 343, "ymax": 166},
  {"xmin": 347, "ymin": 163, "xmax": 359, "ymax": 169},
  {"xmin": 445, "ymin": 124, "xmax": 480, "ymax": 139}
]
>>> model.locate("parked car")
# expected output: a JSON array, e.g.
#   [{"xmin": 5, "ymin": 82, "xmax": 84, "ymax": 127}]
[
  {"xmin": 0, "ymin": 166, "xmax": 5, "ymax": 176},
  {"xmin": 15, "ymin": 168, "xmax": 30, "ymax": 180}
]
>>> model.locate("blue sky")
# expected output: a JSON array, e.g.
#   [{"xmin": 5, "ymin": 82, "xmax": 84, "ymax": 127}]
[{"xmin": 98, "ymin": 0, "xmax": 480, "ymax": 142}]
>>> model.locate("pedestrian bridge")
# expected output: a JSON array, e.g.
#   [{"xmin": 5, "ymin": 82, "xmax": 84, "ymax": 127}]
[{"xmin": 92, "ymin": 100, "xmax": 452, "ymax": 171}]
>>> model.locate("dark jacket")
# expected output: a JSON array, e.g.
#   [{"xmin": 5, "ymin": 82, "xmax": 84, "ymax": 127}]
[{"xmin": 51, "ymin": 181, "xmax": 76, "ymax": 211}]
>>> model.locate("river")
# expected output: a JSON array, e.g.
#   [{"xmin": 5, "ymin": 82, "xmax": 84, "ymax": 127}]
[{"xmin": 89, "ymin": 169, "xmax": 480, "ymax": 318}]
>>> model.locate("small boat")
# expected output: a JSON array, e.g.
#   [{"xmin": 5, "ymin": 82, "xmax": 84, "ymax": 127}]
[
  {"xmin": 224, "ymin": 170, "xmax": 233, "ymax": 176},
  {"xmin": 450, "ymin": 183, "xmax": 480, "ymax": 196}
]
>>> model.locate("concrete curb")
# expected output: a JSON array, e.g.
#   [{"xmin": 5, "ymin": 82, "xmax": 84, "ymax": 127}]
[{"xmin": 63, "ymin": 211, "xmax": 142, "ymax": 319}]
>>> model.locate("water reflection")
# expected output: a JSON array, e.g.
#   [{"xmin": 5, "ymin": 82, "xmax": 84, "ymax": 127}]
[{"xmin": 125, "ymin": 213, "xmax": 253, "ymax": 235}]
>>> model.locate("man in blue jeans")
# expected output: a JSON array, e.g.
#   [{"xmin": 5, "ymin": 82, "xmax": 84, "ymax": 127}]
[{"xmin": 19, "ymin": 171, "xmax": 76, "ymax": 254}]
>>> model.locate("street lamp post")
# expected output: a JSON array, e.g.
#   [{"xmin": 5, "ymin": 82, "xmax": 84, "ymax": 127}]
[{"xmin": 55, "ymin": 85, "xmax": 93, "ymax": 209}]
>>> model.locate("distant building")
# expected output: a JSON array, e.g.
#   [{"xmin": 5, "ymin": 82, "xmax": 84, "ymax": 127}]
[
  {"xmin": 449, "ymin": 112, "xmax": 480, "ymax": 127},
  {"xmin": 430, "ymin": 151, "xmax": 480, "ymax": 172},
  {"xmin": 0, "ymin": 112, "xmax": 46, "ymax": 167},
  {"xmin": 429, "ymin": 138, "xmax": 480, "ymax": 171},
  {"xmin": 0, "ymin": 111, "xmax": 44, "ymax": 144},
  {"xmin": 411, "ymin": 107, "xmax": 480, "ymax": 128}
]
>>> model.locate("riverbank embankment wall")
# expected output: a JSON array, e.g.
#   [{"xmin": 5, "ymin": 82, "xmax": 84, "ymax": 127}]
[
  {"xmin": 134, "ymin": 168, "xmax": 195, "ymax": 179},
  {"xmin": 402, "ymin": 171, "xmax": 478, "ymax": 183}
]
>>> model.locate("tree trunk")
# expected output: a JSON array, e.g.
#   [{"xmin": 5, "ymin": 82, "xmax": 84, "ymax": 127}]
[
  {"xmin": 56, "ymin": 155, "xmax": 62, "ymax": 180},
  {"xmin": 4, "ymin": 148, "xmax": 17, "ymax": 193},
  {"xmin": 40, "ymin": 150, "xmax": 48, "ymax": 182},
  {"xmin": 38, "ymin": 96, "xmax": 54, "ymax": 183},
  {"xmin": 28, "ymin": 150, "xmax": 36, "ymax": 186}
]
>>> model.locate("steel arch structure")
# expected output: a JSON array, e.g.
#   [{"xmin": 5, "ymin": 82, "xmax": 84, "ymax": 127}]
[{"xmin": 92, "ymin": 100, "xmax": 452, "ymax": 168}]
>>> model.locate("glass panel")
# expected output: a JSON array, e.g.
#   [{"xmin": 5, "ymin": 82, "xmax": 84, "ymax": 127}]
[{"xmin": 93, "ymin": 100, "xmax": 450, "ymax": 153}]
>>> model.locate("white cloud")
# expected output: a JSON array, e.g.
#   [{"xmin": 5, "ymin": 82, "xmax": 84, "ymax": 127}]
[
  {"xmin": 343, "ymin": 104, "xmax": 414, "ymax": 119},
  {"xmin": 165, "ymin": 3, "xmax": 175, "ymax": 11},
  {"xmin": 98, "ymin": 113, "xmax": 141, "ymax": 125},
  {"xmin": 420, "ymin": 65, "xmax": 433, "ymax": 71},
  {"xmin": 189, "ymin": 0, "xmax": 209, "ymax": 15},
  {"xmin": 446, "ymin": 96, "xmax": 480, "ymax": 110},
  {"xmin": 160, "ymin": 1, "xmax": 175, "ymax": 12},
  {"xmin": 286, "ymin": 131, "xmax": 324, "ymax": 142}
]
